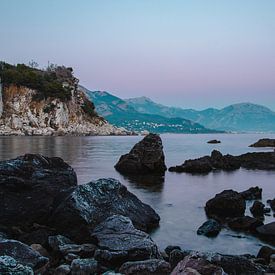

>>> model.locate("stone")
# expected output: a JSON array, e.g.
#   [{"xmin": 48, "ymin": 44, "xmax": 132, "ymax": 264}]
[
  {"xmin": 164, "ymin": 245, "xmax": 182, "ymax": 256},
  {"xmin": 205, "ymin": 190, "xmax": 246, "ymax": 219},
  {"xmin": 51, "ymin": 178, "xmax": 160, "ymax": 242},
  {"xmin": 30, "ymin": 244, "xmax": 49, "ymax": 258},
  {"xmin": 267, "ymin": 199, "xmax": 275, "ymax": 211},
  {"xmin": 250, "ymin": 201, "xmax": 265, "ymax": 216},
  {"xmin": 70, "ymin": 258, "xmax": 98, "ymax": 275},
  {"xmin": 207, "ymin": 140, "xmax": 221, "ymax": 144},
  {"xmin": 115, "ymin": 133, "xmax": 167, "ymax": 175},
  {"xmin": 227, "ymin": 216, "xmax": 263, "ymax": 232},
  {"xmin": 0, "ymin": 256, "xmax": 34, "ymax": 275},
  {"xmin": 54, "ymin": 264, "xmax": 71, "ymax": 275},
  {"xmin": 171, "ymin": 255, "xmax": 225, "ymax": 275},
  {"xmin": 64, "ymin": 253, "xmax": 80, "ymax": 263},
  {"xmin": 197, "ymin": 219, "xmax": 221, "ymax": 237},
  {"xmin": 169, "ymin": 249, "xmax": 190, "ymax": 269},
  {"xmin": 0, "ymin": 154, "xmax": 77, "ymax": 228},
  {"xmin": 92, "ymin": 215, "xmax": 160, "ymax": 268},
  {"xmin": 257, "ymin": 246, "xmax": 275, "ymax": 264},
  {"xmin": 59, "ymin": 244, "xmax": 97, "ymax": 258},
  {"xmin": 119, "ymin": 259, "xmax": 171, "ymax": 275},
  {"xmin": 240, "ymin": 186, "xmax": 262, "ymax": 200},
  {"xmin": 249, "ymin": 138, "xmax": 275, "ymax": 147},
  {"xmin": 0, "ymin": 239, "xmax": 49, "ymax": 273},
  {"xmin": 48, "ymin": 235, "xmax": 75, "ymax": 252},
  {"xmin": 256, "ymin": 222, "xmax": 275, "ymax": 241}
]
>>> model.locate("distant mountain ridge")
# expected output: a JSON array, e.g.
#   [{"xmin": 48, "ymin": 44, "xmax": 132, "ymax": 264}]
[
  {"xmin": 126, "ymin": 97, "xmax": 275, "ymax": 132},
  {"xmin": 81, "ymin": 87, "xmax": 221, "ymax": 134}
]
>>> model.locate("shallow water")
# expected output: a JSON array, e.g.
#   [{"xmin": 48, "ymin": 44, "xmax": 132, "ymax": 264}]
[{"xmin": 1, "ymin": 133, "xmax": 275, "ymax": 255}]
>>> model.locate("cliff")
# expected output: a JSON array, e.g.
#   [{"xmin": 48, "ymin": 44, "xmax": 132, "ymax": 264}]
[{"xmin": 0, "ymin": 63, "xmax": 129, "ymax": 136}]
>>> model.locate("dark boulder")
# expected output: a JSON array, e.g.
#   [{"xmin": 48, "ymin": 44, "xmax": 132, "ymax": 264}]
[
  {"xmin": 51, "ymin": 178, "xmax": 160, "ymax": 242},
  {"xmin": 0, "ymin": 154, "xmax": 77, "ymax": 228},
  {"xmin": 257, "ymin": 246, "xmax": 275, "ymax": 264},
  {"xmin": 169, "ymin": 249, "xmax": 190, "ymax": 269},
  {"xmin": 228, "ymin": 216, "xmax": 263, "ymax": 232},
  {"xmin": 115, "ymin": 133, "xmax": 167, "ymax": 175},
  {"xmin": 70, "ymin": 258, "xmax": 99, "ymax": 275},
  {"xmin": 119, "ymin": 259, "xmax": 171, "ymax": 275},
  {"xmin": 240, "ymin": 186, "xmax": 262, "ymax": 200},
  {"xmin": 267, "ymin": 199, "xmax": 275, "ymax": 211},
  {"xmin": 256, "ymin": 222, "xmax": 275, "ymax": 242},
  {"xmin": 0, "ymin": 239, "xmax": 49, "ymax": 273},
  {"xmin": 0, "ymin": 256, "xmax": 34, "ymax": 275},
  {"xmin": 249, "ymin": 138, "xmax": 275, "ymax": 147},
  {"xmin": 239, "ymin": 151, "xmax": 275, "ymax": 170},
  {"xmin": 164, "ymin": 245, "xmax": 182, "ymax": 256},
  {"xmin": 207, "ymin": 139, "xmax": 221, "ymax": 144},
  {"xmin": 92, "ymin": 215, "xmax": 161, "ymax": 268},
  {"xmin": 197, "ymin": 219, "xmax": 221, "ymax": 237},
  {"xmin": 54, "ymin": 264, "xmax": 71, "ymax": 275},
  {"xmin": 48, "ymin": 235, "xmax": 75, "ymax": 252},
  {"xmin": 250, "ymin": 201, "xmax": 265, "ymax": 217},
  {"xmin": 205, "ymin": 190, "xmax": 246, "ymax": 219}
]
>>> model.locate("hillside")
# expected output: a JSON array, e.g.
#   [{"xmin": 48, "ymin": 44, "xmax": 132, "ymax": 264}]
[
  {"xmin": 126, "ymin": 97, "xmax": 275, "ymax": 132},
  {"xmin": 0, "ymin": 62, "xmax": 128, "ymax": 136},
  {"xmin": 82, "ymin": 88, "xmax": 221, "ymax": 134}
]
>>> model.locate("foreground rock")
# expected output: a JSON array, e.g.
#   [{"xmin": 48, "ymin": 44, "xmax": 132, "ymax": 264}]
[
  {"xmin": 0, "ymin": 154, "xmax": 77, "ymax": 229},
  {"xmin": 257, "ymin": 246, "xmax": 275, "ymax": 264},
  {"xmin": 0, "ymin": 256, "xmax": 34, "ymax": 275},
  {"xmin": 92, "ymin": 215, "xmax": 160, "ymax": 268},
  {"xmin": 51, "ymin": 178, "xmax": 160, "ymax": 242},
  {"xmin": 169, "ymin": 150, "xmax": 275, "ymax": 173},
  {"xmin": 115, "ymin": 133, "xmax": 167, "ymax": 175},
  {"xmin": 197, "ymin": 219, "xmax": 221, "ymax": 237},
  {"xmin": 207, "ymin": 139, "xmax": 221, "ymax": 144},
  {"xmin": 205, "ymin": 190, "xmax": 245, "ymax": 219},
  {"xmin": 119, "ymin": 259, "xmax": 171, "ymax": 275},
  {"xmin": 250, "ymin": 138, "xmax": 275, "ymax": 147}
]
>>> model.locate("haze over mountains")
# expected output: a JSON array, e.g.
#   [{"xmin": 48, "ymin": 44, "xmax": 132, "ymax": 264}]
[{"xmin": 81, "ymin": 86, "xmax": 275, "ymax": 133}]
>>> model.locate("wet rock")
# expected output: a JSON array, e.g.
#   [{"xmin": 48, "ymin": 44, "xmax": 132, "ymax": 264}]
[
  {"xmin": 48, "ymin": 235, "xmax": 75, "ymax": 252},
  {"xmin": 250, "ymin": 201, "xmax": 265, "ymax": 217},
  {"xmin": 92, "ymin": 215, "xmax": 160, "ymax": 268},
  {"xmin": 164, "ymin": 245, "xmax": 182, "ymax": 256},
  {"xmin": 171, "ymin": 255, "xmax": 225, "ymax": 275},
  {"xmin": 205, "ymin": 190, "xmax": 246, "ymax": 219},
  {"xmin": 257, "ymin": 246, "xmax": 275, "ymax": 264},
  {"xmin": 169, "ymin": 249, "xmax": 190, "ymax": 269},
  {"xmin": 70, "ymin": 258, "xmax": 98, "ymax": 275},
  {"xmin": 267, "ymin": 199, "xmax": 275, "ymax": 211},
  {"xmin": 54, "ymin": 264, "xmax": 71, "ymax": 275},
  {"xmin": 227, "ymin": 216, "xmax": 263, "ymax": 232},
  {"xmin": 115, "ymin": 133, "xmax": 167, "ymax": 175},
  {"xmin": 249, "ymin": 138, "xmax": 275, "ymax": 147},
  {"xmin": 256, "ymin": 222, "xmax": 275, "ymax": 242},
  {"xmin": 119, "ymin": 259, "xmax": 171, "ymax": 275},
  {"xmin": 207, "ymin": 139, "xmax": 221, "ymax": 144},
  {"xmin": 240, "ymin": 186, "xmax": 262, "ymax": 200},
  {"xmin": 0, "ymin": 154, "xmax": 77, "ymax": 228},
  {"xmin": 0, "ymin": 239, "xmax": 49, "ymax": 272},
  {"xmin": 197, "ymin": 219, "xmax": 221, "ymax": 237},
  {"xmin": 51, "ymin": 178, "xmax": 160, "ymax": 242},
  {"xmin": 0, "ymin": 255, "xmax": 34, "ymax": 275}
]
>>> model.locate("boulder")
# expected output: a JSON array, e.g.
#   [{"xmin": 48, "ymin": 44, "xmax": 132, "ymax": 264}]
[
  {"xmin": 115, "ymin": 133, "xmax": 167, "ymax": 175},
  {"xmin": 92, "ymin": 215, "xmax": 160, "ymax": 268},
  {"xmin": 250, "ymin": 201, "xmax": 265, "ymax": 217},
  {"xmin": 227, "ymin": 216, "xmax": 263, "ymax": 232},
  {"xmin": 0, "ymin": 239, "xmax": 49, "ymax": 272},
  {"xmin": 257, "ymin": 246, "xmax": 275, "ymax": 264},
  {"xmin": 197, "ymin": 219, "xmax": 221, "ymax": 237},
  {"xmin": 164, "ymin": 245, "xmax": 182, "ymax": 256},
  {"xmin": 70, "ymin": 258, "xmax": 99, "ymax": 275},
  {"xmin": 48, "ymin": 235, "xmax": 75, "ymax": 252},
  {"xmin": 119, "ymin": 259, "xmax": 171, "ymax": 275},
  {"xmin": 59, "ymin": 244, "xmax": 97, "ymax": 258},
  {"xmin": 0, "ymin": 256, "xmax": 34, "ymax": 275},
  {"xmin": 54, "ymin": 264, "xmax": 71, "ymax": 275},
  {"xmin": 256, "ymin": 222, "xmax": 275, "ymax": 241},
  {"xmin": 51, "ymin": 178, "xmax": 160, "ymax": 242},
  {"xmin": 169, "ymin": 249, "xmax": 190, "ymax": 269},
  {"xmin": 0, "ymin": 154, "xmax": 77, "ymax": 228},
  {"xmin": 205, "ymin": 190, "xmax": 246, "ymax": 219},
  {"xmin": 207, "ymin": 139, "xmax": 221, "ymax": 144},
  {"xmin": 171, "ymin": 255, "xmax": 225, "ymax": 275},
  {"xmin": 267, "ymin": 199, "xmax": 275, "ymax": 211},
  {"xmin": 240, "ymin": 186, "xmax": 262, "ymax": 200},
  {"xmin": 249, "ymin": 138, "xmax": 275, "ymax": 147}
]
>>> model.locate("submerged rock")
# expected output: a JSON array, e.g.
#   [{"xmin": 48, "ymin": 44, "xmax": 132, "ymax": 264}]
[
  {"xmin": 249, "ymin": 138, "xmax": 275, "ymax": 147},
  {"xmin": 119, "ymin": 259, "xmax": 171, "ymax": 275},
  {"xmin": 115, "ymin": 133, "xmax": 167, "ymax": 175},
  {"xmin": 205, "ymin": 190, "xmax": 246, "ymax": 219},
  {"xmin": 197, "ymin": 219, "xmax": 221, "ymax": 237},
  {"xmin": 51, "ymin": 178, "xmax": 160, "ymax": 242},
  {"xmin": 92, "ymin": 215, "xmax": 161, "ymax": 268}
]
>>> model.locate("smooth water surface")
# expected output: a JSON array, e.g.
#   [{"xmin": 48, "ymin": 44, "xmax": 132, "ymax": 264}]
[{"xmin": 1, "ymin": 133, "xmax": 275, "ymax": 255}]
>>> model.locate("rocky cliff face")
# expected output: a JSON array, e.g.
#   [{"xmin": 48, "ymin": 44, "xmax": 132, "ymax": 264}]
[{"xmin": 0, "ymin": 65, "xmax": 128, "ymax": 136}]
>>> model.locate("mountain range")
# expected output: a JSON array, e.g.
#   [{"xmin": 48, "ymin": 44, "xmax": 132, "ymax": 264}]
[
  {"xmin": 81, "ymin": 87, "xmax": 220, "ymax": 134},
  {"xmin": 81, "ymin": 86, "xmax": 275, "ymax": 133}
]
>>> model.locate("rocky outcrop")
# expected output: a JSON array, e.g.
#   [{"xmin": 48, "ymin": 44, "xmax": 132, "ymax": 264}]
[
  {"xmin": 92, "ymin": 215, "xmax": 161, "ymax": 268},
  {"xmin": 169, "ymin": 150, "xmax": 275, "ymax": 173},
  {"xmin": 205, "ymin": 190, "xmax": 246, "ymax": 219},
  {"xmin": 115, "ymin": 133, "xmax": 167, "ymax": 175},
  {"xmin": 240, "ymin": 186, "xmax": 262, "ymax": 200},
  {"xmin": 250, "ymin": 138, "xmax": 275, "ymax": 147},
  {"xmin": 197, "ymin": 219, "xmax": 221, "ymax": 237},
  {"xmin": 51, "ymin": 178, "xmax": 160, "ymax": 242},
  {"xmin": 250, "ymin": 201, "xmax": 266, "ymax": 217}
]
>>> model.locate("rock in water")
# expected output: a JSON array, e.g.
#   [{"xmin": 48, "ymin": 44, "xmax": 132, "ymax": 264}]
[
  {"xmin": 249, "ymin": 138, "xmax": 275, "ymax": 147},
  {"xmin": 207, "ymin": 139, "xmax": 221, "ymax": 144},
  {"xmin": 114, "ymin": 133, "xmax": 167, "ymax": 175},
  {"xmin": 240, "ymin": 186, "xmax": 262, "ymax": 200},
  {"xmin": 0, "ymin": 154, "xmax": 77, "ymax": 227},
  {"xmin": 256, "ymin": 222, "xmax": 275, "ymax": 242},
  {"xmin": 51, "ymin": 178, "xmax": 160, "ymax": 242},
  {"xmin": 205, "ymin": 190, "xmax": 246, "ymax": 219},
  {"xmin": 197, "ymin": 219, "xmax": 221, "ymax": 237},
  {"xmin": 228, "ymin": 216, "xmax": 263, "ymax": 232},
  {"xmin": 250, "ymin": 201, "xmax": 265, "ymax": 217}
]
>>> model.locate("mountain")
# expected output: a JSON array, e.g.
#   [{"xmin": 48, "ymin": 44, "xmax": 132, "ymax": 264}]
[
  {"xmin": 0, "ymin": 62, "xmax": 128, "ymax": 136},
  {"xmin": 126, "ymin": 97, "xmax": 275, "ymax": 132},
  {"xmin": 82, "ymin": 88, "xmax": 220, "ymax": 134}
]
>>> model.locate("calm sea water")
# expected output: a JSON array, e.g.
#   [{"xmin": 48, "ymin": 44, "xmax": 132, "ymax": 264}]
[{"xmin": 1, "ymin": 133, "xmax": 275, "ymax": 255}]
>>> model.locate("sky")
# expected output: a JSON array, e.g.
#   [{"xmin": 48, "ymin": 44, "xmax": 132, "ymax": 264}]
[{"xmin": 1, "ymin": 0, "xmax": 275, "ymax": 110}]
